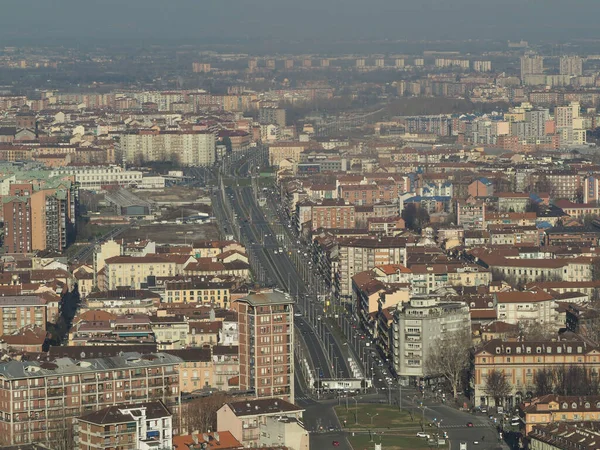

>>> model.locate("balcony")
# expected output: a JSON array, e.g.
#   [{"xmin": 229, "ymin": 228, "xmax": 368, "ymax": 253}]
[{"xmin": 47, "ymin": 388, "xmax": 64, "ymax": 397}]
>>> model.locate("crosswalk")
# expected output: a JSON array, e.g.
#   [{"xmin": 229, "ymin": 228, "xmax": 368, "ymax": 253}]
[{"xmin": 443, "ymin": 423, "xmax": 489, "ymax": 429}]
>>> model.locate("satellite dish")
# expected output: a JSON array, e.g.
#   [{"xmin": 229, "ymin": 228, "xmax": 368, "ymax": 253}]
[{"xmin": 80, "ymin": 352, "xmax": 86, "ymax": 359}]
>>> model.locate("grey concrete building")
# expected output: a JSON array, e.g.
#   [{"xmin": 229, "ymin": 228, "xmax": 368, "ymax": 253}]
[{"xmin": 392, "ymin": 296, "xmax": 470, "ymax": 383}]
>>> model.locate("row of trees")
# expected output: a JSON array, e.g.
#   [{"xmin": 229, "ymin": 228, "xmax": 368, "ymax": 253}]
[{"xmin": 482, "ymin": 365, "xmax": 600, "ymax": 406}]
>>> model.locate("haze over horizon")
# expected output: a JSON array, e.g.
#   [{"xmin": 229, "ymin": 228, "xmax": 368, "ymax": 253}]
[{"xmin": 2, "ymin": 0, "xmax": 600, "ymax": 45}]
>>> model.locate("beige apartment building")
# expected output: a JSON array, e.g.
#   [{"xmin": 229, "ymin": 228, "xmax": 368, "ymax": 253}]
[
  {"xmin": 268, "ymin": 142, "xmax": 311, "ymax": 167},
  {"xmin": 120, "ymin": 130, "xmax": 215, "ymax": 166},
  {"xmin": 0, "ymin": 295, "xmax": 47, "ymax": 336},
  {"xmin": 217, "ymin": 399, "xmax": 307, "ymax": 449},
  {"xmin": 338, "ymin": 236, "xmax": 411, "ymax": 297},
  {"xmin": 473, "ymin": 335, "xmax": 600, "ymax": 408},
  {"xmin": 164, "ymin": 280, "xmax": 234, "ymax": 308},
  {"xmin": 103, "ymin": 255, "xmax": 177, "ymax": 290}
]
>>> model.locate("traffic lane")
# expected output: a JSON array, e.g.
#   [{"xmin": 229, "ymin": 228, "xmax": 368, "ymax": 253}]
[
  {"xmin": 297, "ymin": 317, "xmax": 333, "ymax": 379},
  {"xmin": 232, "ymin": 190, "xmax": 334, "ymax": 381},
  {"xmin": 304, "ymin": 402, "xmax": 351, "ymax": 450},
  {"xmin": 417, "ymin": 404, "xmax": 501, "ymax": 449},
  {"xmin": 311, "ymin": 432, "xmax": 351, "ymax": 450}
]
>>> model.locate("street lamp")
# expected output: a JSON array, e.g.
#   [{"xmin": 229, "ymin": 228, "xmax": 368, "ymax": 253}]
[{"xmin": 367, "ymin": 412, "xmax": 379, "ymax": 427}]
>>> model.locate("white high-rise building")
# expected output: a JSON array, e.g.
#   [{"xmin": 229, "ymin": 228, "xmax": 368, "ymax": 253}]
[
  {"xmin": 560, "ymin": 56, "xmax": 583, "ymax": 76},
  {"xmin": 520, "ymin": 55, "xmax": 544, "ymax": 79}
]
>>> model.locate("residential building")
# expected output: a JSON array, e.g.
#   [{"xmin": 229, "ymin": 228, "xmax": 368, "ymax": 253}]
[
  {"xmin": 0, "ymin": 295, "xmax": 47, "ymax": 336},
  {"xmin": 258, "ymin": 107, "xmax": 286, "ymax": 128},
  {"xmin": 235, "ymin": 291, "xmax": 294, "ymax": 403},
  {"xmin": 213, "ymin": 345, "xmax": 240, "ymax": 391},
  {"xmin": 0, "ymin": 352, "xmax": 181, "ymax": 446},
  {"xmin": 338, "ymin": 236, "xmax": 411, "ymax": 297},
  {"xmin": 392, "ymin": 296, "xmax": 470, "ymax": 383},
  {"xmin": 216, "ymin": 399, "xmax": 307, "ymax": 449},
  {"xmin": 268, "ymin": 142, "xmax": 311, "ymax": 167},
  {"xmin": 496, "ymin": 193, "xmax": 530, "ymax": 213},
  {"xmin": 76, "ymin": 401, "xmax": 172, "ymax": 450},
  {"xmin": 410, "ymin": 263, "xmax": 491, "ymax": 295},
  {"xmin": 522, "ymin": 395, "xmax": 600, "ymax": 434},
  {"xmin": 494, "ymin": 290, "xmax": 558, "ymax": 325},
  {"xmin": 473, "ymin": 334, "xmax": 600, "ymax": 408},
  {"xmin": 187, "ymin": 321, "xmax": 221, "ymax": 348},
  {"xmin": 296, "ymin": 199, "xmax": 356, "ymax": 231},
  {"xmin": 119, "ymin": 130, "xmax": 216, "ymax": 166},
  {"xmin": 3, "ymin": 181, "xmax": 75, "ymax": 253},
  {"xmin": 529, "ymin": 422, "xmax": 600, "ymax": 450},
  {"xmin": 150, "ymin": 316, "xmax": 188, "ymax": 350},
  {"xmin": 560, "ymin": 56, "xmax": 583, "ymax": 76},
  {"xmin": 521, "ymin": 55, "xmax": 544, "ymax": 79},
  {"xmin": 166, "ymin": 348, "xmax": 213, "ymax": 393},
  {"xmin": 82, "ymin": 290, "xmax": 160, "ymax": 315},
  {"xmin": 164, "ymin": 280, "xmax": 234, "ymax": 308},
  {"xmin": 103, "ymin": 255, "xmax": 177, "ymax": 290}
]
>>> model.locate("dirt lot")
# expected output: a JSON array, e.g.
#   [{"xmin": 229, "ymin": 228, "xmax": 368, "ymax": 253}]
[
  {"xmin": 120, "ymin": 222, "xmax": 220, "ymax": 244},
  {"xmin": 134, "ymin": 186, "xmax": 211, "ymax": 204}
]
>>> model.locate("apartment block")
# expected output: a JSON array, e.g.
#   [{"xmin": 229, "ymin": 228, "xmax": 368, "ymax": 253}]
[
  {"xmin": 76, "ymin": 401, "xmax": 172, "ymax": 450},
  {"xmin": 520, "ymin": 55, "xmax": 544, "ymax": 79},
  {"xmin": 235, "ymin": 291, "xmax": 294, "ymax": 403},
  {"xmin": 119, "ymin": 130, "xmax": 215, "ymax": 166},
  {"xmin": 103, "ymin": 255, "xmax": 177, "ymax": 290},
  {"xmin": 217, "ymin": 399, "xmax": 306, "ymax": 449},
  {"xmin": 164, "ymin": 280, "xmax": 234, "ymax": 308},
  {"xmin": 3, "ymin": 180, "xmax": 75, "ymax": 254},
  {"xmin": 338, "ymin": 236, "xmax": 411, "ymax": 297},
  {"xmin": 258, "ymin": 107, "xmax": 286, "ymax": 128},
  {"xmin": 392, "ymin": 296, "xmax": 470, "ymax": 383},
  {"xmin": 560, "ymin": 56, "xmax": 583, "ymax": 76},
  {"xmin": 0, "ymin": 295, "xmax": 47, "ymax": 336},
  {"xmin": 0, "ymin": 352, "xmax": 181, "ymax": 446}
]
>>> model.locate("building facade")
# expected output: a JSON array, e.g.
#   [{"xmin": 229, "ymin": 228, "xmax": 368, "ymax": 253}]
[
  {"xmin": 0, "ymin": 352, "xmax": 181, "ymax": 446},
  {"xmin": 235, "ymin": 291, "xmax": 294, "ymax": 403},
  {"xmin": 392, "ymin": 296, "xmax": 470, "ymax": 382}
]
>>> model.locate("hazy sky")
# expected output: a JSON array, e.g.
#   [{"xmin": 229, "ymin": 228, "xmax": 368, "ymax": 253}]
[{"xmin": 1, "ymin": 0, "xmax": 599, "ymax": 44}]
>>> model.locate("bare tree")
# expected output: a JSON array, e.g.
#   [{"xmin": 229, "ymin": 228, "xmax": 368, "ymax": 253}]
[
  {"xmin": 535, "ymin": 365, "xmax": 600, "ymax": 396},
  {"xmin": 49, "ymin": 417, "xmax": 76, "ymax": 450},
  {"xmin": 534, "ymin": 368, "xmax": 554, "ymax": 397},
  {"xmin": 424, "ymin": 328, "xmax": 472, "ymax": 400},
  {"xmin": 518, "ymin": 321, "xmax": 557, "ymax": 341},
  {"xmin": 483, "ymin": 369, "xmax": 511, "ymax": 406},
  {"xmin": 181, "ymin": 392, "xmax": 232, "ymax": 434}
]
